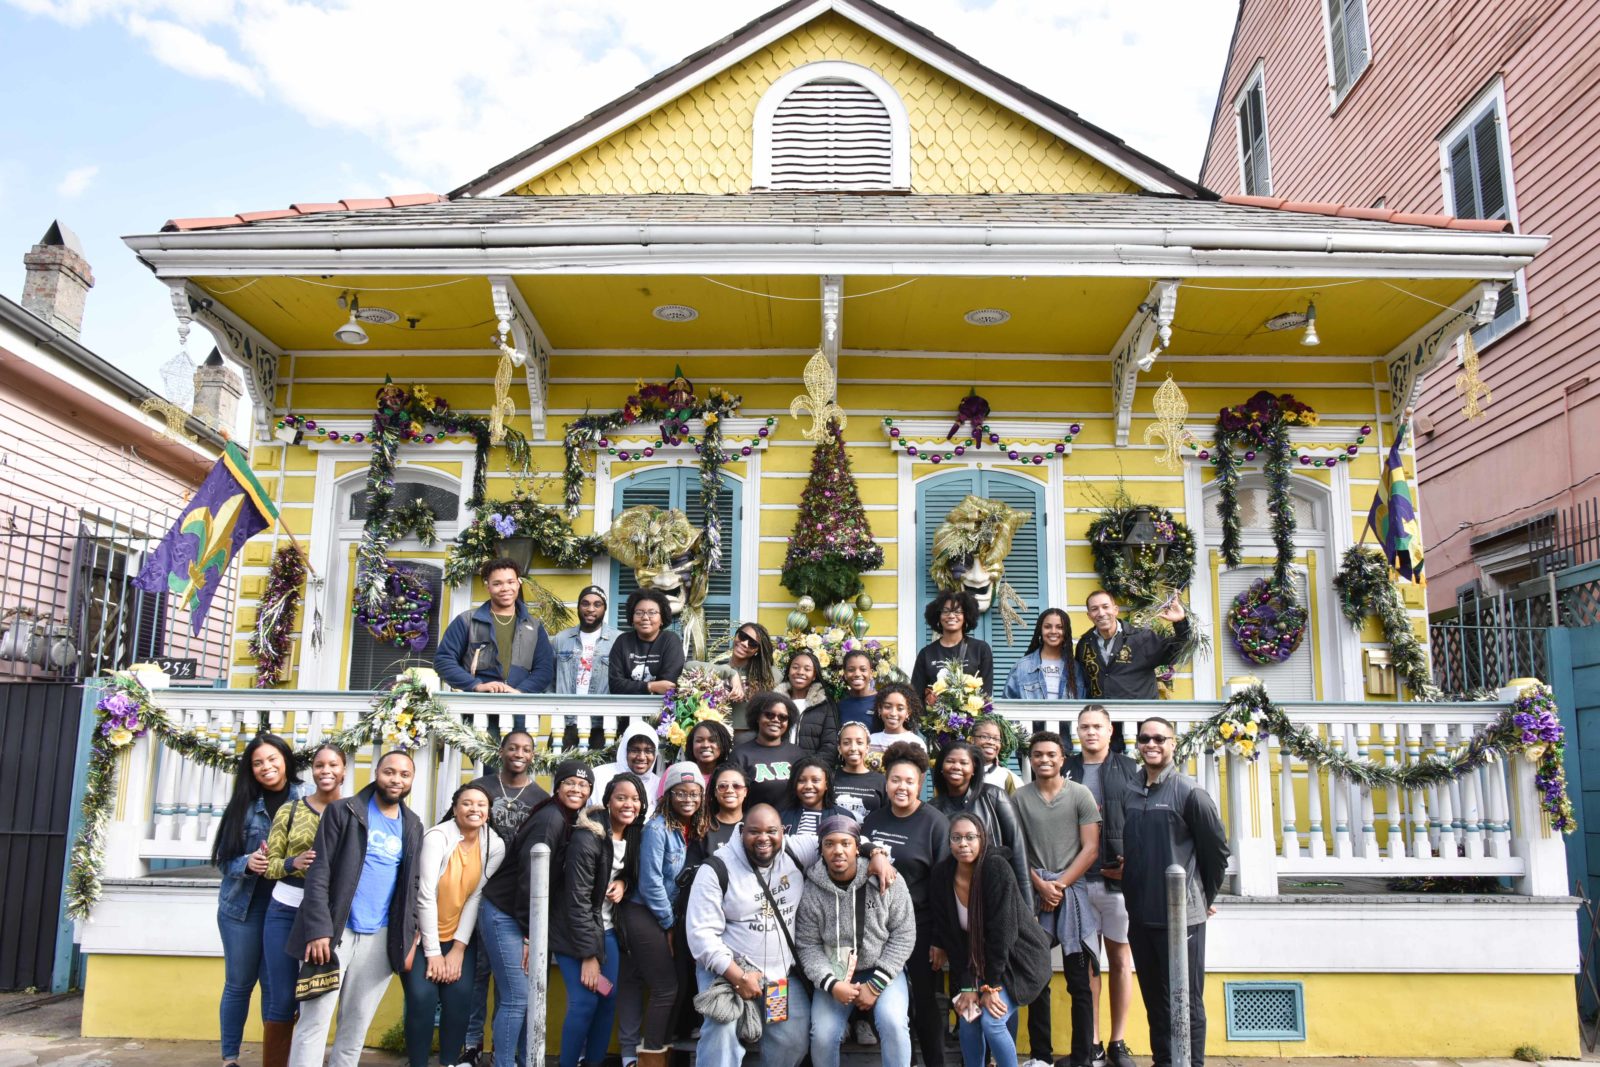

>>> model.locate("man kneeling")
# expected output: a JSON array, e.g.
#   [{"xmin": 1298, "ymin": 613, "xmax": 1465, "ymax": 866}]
[{"xmin": 796, "ymin": 815, "xmax": 915, "ymax": 1067}]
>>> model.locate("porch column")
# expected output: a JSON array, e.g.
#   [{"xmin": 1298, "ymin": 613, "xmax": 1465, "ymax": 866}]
[
  {"xmin": 1507, "ymin": 751, "xmax": 1570, "ymax": 896},
  {"xmin": 1224, "ymin": 676, "xmax": 1278, "ymax": 895}
]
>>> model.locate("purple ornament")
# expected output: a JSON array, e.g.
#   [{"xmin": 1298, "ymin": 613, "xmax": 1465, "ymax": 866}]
[
  {"xmin": 1032, "ymin": 455, "xmax": 1044, "ymax": 464},
  {"xmin": 1198, "ymin": 450, "xmax": 1209, "ymax": 461},
  {"xmin": 1244, "ymin": 450, "xmax": 1256, "ymax": 461},
  {"xmin": 890, "ymin": 427, "xmax": 901, "ymax": 438},
  {"xmin": 1007, "ymin": 450, "xmax": 1019, "ymax": 460},
  {"xmin": 931, "ymin": 455, "xmax": 943, "ymax": 464},
  {"xmin": 989, "ymin": 433, "xmax": 1001, "ymax": 444},
  {"xmin": 694, "ymin": 444, "xmax": 704, "ymax": 454},
  {"xmin": 423, "ymin": 434, "xmax": 435, "ymax": 444},
  {"xmin": 1054, "ymin": 443, "xmax": 1066, "ymax": 454},
  {"xmin": 740, "ymin": 446, "xmax": 752, "ymax": 456},
  {"xmin": 1069, "ymin": 423, "xmax": 1082, "ymax": 434},
  {"xmin": 1324, "ymin": 456, "xmax": 1337, "ymax": 467},
  {"xmin": 353, "ymin": 432, "xmax": 365, "ymax": 443},
  {"xmin": 758, "ymin": 427, "xmax": 769, "ymax": 438},
  {"xmin": 599, "ymin": 438, "xmax": 610, "ymax": 448},
  {"xmin": 907, "ymin": 446, "xmax": 919, "ymax": 456},
  {"xmin": 618, "ymin": 451, "xmax": 631, "ymax": 461},
  {"xmin": 1360, "ymin": 425, "xmax": 1372, "ymax": 436},
  {"xmin": 1299, "ymin": 455, "xmax": 1312, "ymax": 465},
  {"xmin": 954, "ymin": 446, "xmax": 966, "ymax": 456},
  {"xmin": 304, "ymin": 420, "xmax": 317, "ymax": 430},
  {"xmin": 1347, "ymin": 444, "xmax": 1359, "ymax": 455},
  {"xmin": 643, "ymin": 447, "xmax": 655, "ymax": 457}
]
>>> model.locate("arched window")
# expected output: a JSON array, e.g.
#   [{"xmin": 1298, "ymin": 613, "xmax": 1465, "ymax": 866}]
[{"xmin": 753, "ymin": 61, "xmax": 910, "ymax": 191}]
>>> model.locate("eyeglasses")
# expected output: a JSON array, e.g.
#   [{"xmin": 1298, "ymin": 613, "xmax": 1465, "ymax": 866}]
[
  {"xmin": 973, "ymin": 733, "xmax": 1002, "ymax": 744},
  {"xmin": 734, "ymin": 631, "xmax": 759, "ymax": 647},
  {"xmin": 761, "ymin": 710, "xmax": 790, "ymax": 723},
  {"xmin": 1136, "ymin": 734, "xmax": 1173, "ymax": 745},
  {"xmin": 940, "ymin": 609, "xmax": 965, "ymax": 618},
  {"xmin": 949, "ymin": 833, "xmax": 982, "ymax": 844},
  {"xmin": 633, "ymin": 609, "xmax": 662, "ymax": 618}
]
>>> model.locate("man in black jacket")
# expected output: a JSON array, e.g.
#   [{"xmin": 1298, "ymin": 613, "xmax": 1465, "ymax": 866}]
[
  {"xmin": 1121, "ymin": 717, "xmax": 1230, "ymax": 1067},
  {"xmin": 1064, "ymin": 704, "xmax": 1143, "ymax": 1067},
  {"xmin": 288, "ymin": 751, "xmax": 423, "ymax": 1067},
  {"xmin": 1075, "ymin": 590, "xmax": 1189, "ymax": 700}
]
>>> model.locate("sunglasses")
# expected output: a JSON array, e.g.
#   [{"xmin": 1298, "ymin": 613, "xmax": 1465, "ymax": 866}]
[
  {"xmin": 1137, "ymin": 734, "xmax": 1173, "ymax": 745},
  {"xmin": 716, "ymin": 782, "xmax": 747, "ymax": 791},
  {"xmin": 761, "ymin": 709, "xmax": 790, "ymax": 723},
  {"xmin": 734, "ymin": 631, "xmax": 760, "ymax": 647}
]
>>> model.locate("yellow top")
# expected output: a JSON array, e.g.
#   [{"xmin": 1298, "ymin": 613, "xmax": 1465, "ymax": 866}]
[{"xmin": 436, "ymin": 839, "xmax": 483, "ymax": 944}]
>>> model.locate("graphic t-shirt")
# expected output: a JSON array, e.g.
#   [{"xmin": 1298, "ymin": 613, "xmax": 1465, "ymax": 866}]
[
  {"xmin": 469, "ymin": 774, "xmax": 549, "ymax": 844},
  {"xmin": 348, "ymin": 798, "xmax": 404, "ymax": 934},
  {"xmin": 833, "ymin": 769, "xmax": 887, "ymax": 819},
  {"xmin": 1041, "ymin": 659, "xmax": 1065, "ymax": 697},
  {"xmin": 575, "ymin": 629, "xmax": 602, "ymax": 695},
  {"xmin": 862, "ymin": 803, "xmax": 950, "ymax": 908},
  {"xmin": 730, "ymin": 739, "xmax": 806, "ymax": 811}
]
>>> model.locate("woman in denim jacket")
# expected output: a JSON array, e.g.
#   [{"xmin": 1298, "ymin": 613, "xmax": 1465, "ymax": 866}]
[
  {"xmin": 1004, "ymin": 608, "xmax": 1085, "ymax": 701},
  {"xmin": 211, "ymin": 733, "xmax": 305, "ymax": 1067}
]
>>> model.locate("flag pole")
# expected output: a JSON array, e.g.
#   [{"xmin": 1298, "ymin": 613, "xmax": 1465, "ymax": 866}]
[{"xmin": 278, "ymin": 522, "xmax": 318, "ymax": 579}]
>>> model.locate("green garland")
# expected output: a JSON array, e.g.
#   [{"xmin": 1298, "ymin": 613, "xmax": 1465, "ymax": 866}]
[
  {"xmin": 1175, "ymin": 683, "xmax": 1574, "ymax": 831},
  {"xmin": 67, "ymin": 666, "xmax": 609, "ymax": 920},
  {"xmin": 1332, "ymin": 546, "xmax": 1443, "ymax": 701},
  {"xmin": 1088, "ymin": 502, "xmax": 1197, "ymax": 606},
  {"xmin": 444, "ymin": 494, "xmax": 605, "ymax": 586}
]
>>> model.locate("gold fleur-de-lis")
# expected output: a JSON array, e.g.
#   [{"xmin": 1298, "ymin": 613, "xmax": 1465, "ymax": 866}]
[
  {"xmin": 139, "ymin": 396, "xmax": 198, "ymax": 443},
  {"xmin": 789, "ymin": 349, "xmax": 845, "ymax": 440},
  {"xmin": 1144, "ymin": 374, "xmax": 1191, "ymax": 470},
  {"xmin": 1455, "ymin": 332, "xmax": 1492, "ymax": 421},
  {"xmin": 489, "ymin": 348, "xmax": 517, "ymax": 444}
]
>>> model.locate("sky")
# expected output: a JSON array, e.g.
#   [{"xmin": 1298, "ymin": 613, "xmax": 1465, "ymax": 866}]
[{"xmin": 0, "ymin": 0, "xmax": 1238, "ymax": 397}]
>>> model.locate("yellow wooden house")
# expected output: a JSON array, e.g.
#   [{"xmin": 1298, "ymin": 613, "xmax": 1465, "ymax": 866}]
[{"xmin": 91, "ymin": 0, "xmax": 1574, "ymax": 1057}]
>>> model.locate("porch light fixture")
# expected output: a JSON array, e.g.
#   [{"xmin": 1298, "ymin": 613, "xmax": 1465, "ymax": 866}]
[
  {"xmin": 652, "ymin": 304, "xmax": 699, "ymax": 322},
  {"xmin": 1119, "ymin": 506, "xmax": 1168, "ymax": 565},
  {"xmin": 964, "ymin": 308, "xmax": 1011, "ymax": 326},
  {"xmin": 1263, "ymin": 301, "xmax": 1320, "ymax": 347},
  {"xmin": 335, "ymin": 295, "xmax": 370, "ymax": 345}
]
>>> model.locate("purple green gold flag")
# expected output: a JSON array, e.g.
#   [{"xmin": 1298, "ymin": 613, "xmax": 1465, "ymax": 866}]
[
  {"xmin": 1365, "ymin": 425, "xmax": 1425, "ymax": 586},
  {"xmin": 135, "ymin": 442, "xmax": 279, "ymax": 632}
]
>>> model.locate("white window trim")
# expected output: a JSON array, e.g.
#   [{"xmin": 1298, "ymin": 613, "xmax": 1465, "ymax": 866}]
[
  {"xmin": 305, "ymin": 454, "xmax": 471, "ymax": 688},
  {"xmin": 753, "ymin": 60, "xmax": 911, "ymax": 190},
  {"xmin": 1438, "ymin": 77, "xmax": 1528, "ymax": 348},
  {"xmin": 1319, "ymin": 0, "xmax": 1372, "ymax": 111},
  {"xmin": 1233, "ymin": 60, "xmax": 1272, "ymax": 197}
]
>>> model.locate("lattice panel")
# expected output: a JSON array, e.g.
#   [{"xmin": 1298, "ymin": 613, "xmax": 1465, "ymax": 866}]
[{"xmin": 1225, "ymin": 982, "xmax": 1305, "ymax": 1041}]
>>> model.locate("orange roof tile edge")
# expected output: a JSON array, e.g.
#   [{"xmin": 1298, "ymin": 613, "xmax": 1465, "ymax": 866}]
[
  {"xmin": 164, "ymin": 193, "xmax": 447, "ymax": 232},
  {"xmin": 1219, "ymin": 194, "xmax": 1511, "ymax": 233}
]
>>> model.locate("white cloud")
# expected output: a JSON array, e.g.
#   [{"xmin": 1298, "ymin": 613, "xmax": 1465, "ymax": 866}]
[
  {"xmin": 4, "ymin": 0, "xmax": 1236, "ymax": 186},
  {"xmin": 56, "ymin": 163, "xmax": 99, "ymax": 197}
]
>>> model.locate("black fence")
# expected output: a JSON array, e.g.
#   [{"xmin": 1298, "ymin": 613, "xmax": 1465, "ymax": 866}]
[{"xmin": 0, "ymin": 682, "xmax": 82, "ymax": 991}]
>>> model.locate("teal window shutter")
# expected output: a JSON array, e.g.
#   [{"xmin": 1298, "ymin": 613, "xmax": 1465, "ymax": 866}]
[
  {"xmin": 610, "ymin": 468, "xmax": 741, "ymax": 649},
  {"xmin": 916, "ymin": 470, "xmax": 1048, "ymax": 695}
]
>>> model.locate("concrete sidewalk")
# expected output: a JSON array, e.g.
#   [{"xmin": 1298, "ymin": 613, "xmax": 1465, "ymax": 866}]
[{"xmin": 0, "ymin": 991, "xmax": 1586, "ymax": 1067}]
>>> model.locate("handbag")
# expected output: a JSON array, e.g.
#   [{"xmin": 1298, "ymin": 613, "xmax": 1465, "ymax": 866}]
[{"xmin": 294, "ymin": 953, "xmax": 340, "ymax": 1001}]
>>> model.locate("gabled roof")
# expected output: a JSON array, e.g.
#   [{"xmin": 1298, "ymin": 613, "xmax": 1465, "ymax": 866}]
[{"xmin": 449, "ymin": 0, "xmax": 1213, "ymax": 200}]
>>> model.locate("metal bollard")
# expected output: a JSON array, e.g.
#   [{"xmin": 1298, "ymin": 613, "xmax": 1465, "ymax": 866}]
[
  {"xmin": 526, "ymin": 843, "xmax": 551, "ymax": 1067},
  {"xmin": 1166, "ymin": 863, "xmax": 1190, "ymax": 1067}
]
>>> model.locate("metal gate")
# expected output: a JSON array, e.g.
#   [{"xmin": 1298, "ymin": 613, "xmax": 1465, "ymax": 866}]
[{"xmin": 0, "ymin": 682, "xmax": 83, "ymax": 990}]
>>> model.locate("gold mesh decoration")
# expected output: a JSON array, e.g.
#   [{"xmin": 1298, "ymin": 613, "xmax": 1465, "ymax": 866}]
[
  {"xmin": 139, "ymin": 396, "xmax": 198, "ymax": 443},
  {"xmin": 1455, "ymin": 332, "xmax": 1492, "ymax": 421},
  {"xmin": 1144, "ymin": 374, "xmax": 1191, "ymax": 470},
  {"xmin": 790, "ymin": 349, "xmax": 846, "ymax": 440},
  {"xmin": 489, "ymin": 350, "xmax": 516, "ymax": 445}
]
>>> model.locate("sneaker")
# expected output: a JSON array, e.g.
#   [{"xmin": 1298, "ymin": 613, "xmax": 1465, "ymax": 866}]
[
  {"xmin": 1092, "ymin": 1042, "xmax": 1107, "ymax": 1067},
  {"xmin": 1106, "ymin": 1040, "xmax": 1137, "ymax": 1067},
  {"xmin": 852, "ymin": 1018, "xmax": 878, "ymax": 1046},
  {"xmin": 1021, "ymin": 1060, "xmax": 1054, "ymax": 1067},
  {"xmin": 459, "ymin": 1047, "xmax": 482, "ymax": 1067}
]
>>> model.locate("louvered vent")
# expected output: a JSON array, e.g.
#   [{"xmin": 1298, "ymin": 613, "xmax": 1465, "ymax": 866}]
[{"xmin": 768, "ymin": 78, "xmax": 895, "ymax": 190}]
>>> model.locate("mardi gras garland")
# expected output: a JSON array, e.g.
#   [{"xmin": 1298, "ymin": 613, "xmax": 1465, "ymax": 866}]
[
  {"xmin": 1333, "ymin": 545, "xmax": 1443, "ymax": 700},
  {"xmin": 249, "ymin": 545, "xmax": 306, "ymax": 687},
  {"xmin": 1086, "ymin": 497, "xmax": 1208, "ymax": 681},
  {"xmin": 355, "ymin": 381, "xmax": 531, "ymax": 647},
  {"xmin": 1176, "ymin": 683, "xmax": 1573, "ymax": 832},
  {"xmin": 67, "ymin": 666, "xmax": 609, "ymax": 920},
  {"xmin": 1214, "ymin": 392, "xmax": 1316, "ymax": 664},
  {"xmin": 443, "ymin": 494, "xmax": 606, "ymax": 632}
]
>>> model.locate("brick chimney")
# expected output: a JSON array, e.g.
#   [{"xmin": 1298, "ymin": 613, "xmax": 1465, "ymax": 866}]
[
  {"xmin": 192, "ymin": 348, "xmax": 243, "ymax": 431},
  {"xmin": 22, "ymin": 221, "xmax": 94, "ymax": 339}
]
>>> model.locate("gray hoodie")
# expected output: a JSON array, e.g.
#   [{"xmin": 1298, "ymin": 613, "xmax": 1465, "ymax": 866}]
[
  {"xmin": 795, "ymin": 855, "xmax": 915, "ymax": 993},
  {"xmin": 686, "ymin": 834, "xmax": 822, "ymax": 979}
]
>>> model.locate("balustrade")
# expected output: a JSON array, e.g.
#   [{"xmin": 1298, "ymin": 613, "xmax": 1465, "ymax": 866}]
[{"xmin": 91, "ymin": 686, "xmax": 1568, "ymax": 896}]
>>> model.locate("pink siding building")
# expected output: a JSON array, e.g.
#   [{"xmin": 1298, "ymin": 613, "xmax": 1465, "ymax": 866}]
[
  {"xmin": 1199, "ymin": 0, "xmax": 1600, "ymax": 611},
  {"xmin": 0, "ymin": 223, "xmax": 237, "ymax": 681}
]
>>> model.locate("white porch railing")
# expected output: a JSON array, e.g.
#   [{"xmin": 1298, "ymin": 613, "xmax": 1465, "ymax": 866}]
[{"xmin": 94, "ymin": 688, "xmax": 1568, "ymax": 897}]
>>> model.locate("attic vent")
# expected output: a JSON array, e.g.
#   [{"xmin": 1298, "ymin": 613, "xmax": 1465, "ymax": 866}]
[{"xmin": 768, "ymin": 78, "xmax": 895, "ymax": 190}]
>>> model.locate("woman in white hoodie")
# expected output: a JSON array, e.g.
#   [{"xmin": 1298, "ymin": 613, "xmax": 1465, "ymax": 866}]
[
  {"xmin": 403, "ymin": 783, "xmax": 505, "ymax": 1067},
  {"xmin": 594, "ymin": 721, "xmax": 661, "ymax": 819}
]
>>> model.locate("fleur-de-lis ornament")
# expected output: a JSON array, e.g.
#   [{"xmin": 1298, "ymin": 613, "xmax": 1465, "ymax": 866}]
[
  {"xmin": 489, "ymin": 347, "xmax": 516, "ymax": 445},
  {"xmin": 1144, "ymin": 374, "xmax": 1191, "ymax": 470},
  {"xmin": 1456, "ymin": 332, "xmax": 1492, "ymax": 420},
  {"xmin": 790, "ymin": 349, "xmax": 845, "ymax": 440},
  {"xmin": 139, "ymin": 395, "xmax": 198, "ymax": 443}
]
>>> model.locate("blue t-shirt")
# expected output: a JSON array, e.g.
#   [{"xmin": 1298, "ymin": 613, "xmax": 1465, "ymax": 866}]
[
  {"xmin": 347, "ymin": 798, "xmax": 404, "ymax": 934},
  {"xmin": 837, "ymin": 694, "xmax": 877, "ymax": 731}
]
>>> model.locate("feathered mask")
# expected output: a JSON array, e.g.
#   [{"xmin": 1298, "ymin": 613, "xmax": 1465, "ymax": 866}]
[
  {"xmin": 930, "ymin": 495, "xmax": 1031, "ymax": 641},
  {"xmin": 603, "ymin": 505, "xmax": 711, "ymax": 656}
]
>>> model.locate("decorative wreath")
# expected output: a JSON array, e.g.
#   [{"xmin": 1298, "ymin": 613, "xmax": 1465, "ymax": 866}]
[
  {"xmin": 355, "ymin": 561, "xmax": 435, "ymax": 650},
  {"xmin": 1088, "ymin": 502, "xmax": 1196, "ymax": 606},
  {"xmin": 1227, "ymin": 577, "xmax": 1307, "ymax": 665}
]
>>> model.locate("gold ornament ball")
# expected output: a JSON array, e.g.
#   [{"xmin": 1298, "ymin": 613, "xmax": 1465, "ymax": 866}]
[
  {"xmin": 797, "ymin": 596, "xmax": 816, "ymax": 614},
  {"xmin": 855, "ymin": 593, "xmax": 873, "ymax": 613}
]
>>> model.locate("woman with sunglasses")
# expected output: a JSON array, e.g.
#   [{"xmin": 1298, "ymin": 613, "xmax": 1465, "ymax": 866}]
[
  {"xmin": 931, "ymin": 741, "xmax": 1033, "ymax": 906},
  {"xmin": 910, "ymin": 590, "xmax": 994, "ymax": 703},
  {"xmin": 717, "ymin": 622, "xmax": 776, "ymax": 736},
  {"xmin": 730, "ymin": 691, "xmax": 807, "ymax": 810},
  {"xmin": 697, "ymin": 763, "xmax": 750, "ymax": 857},
  {"xmin": 928, "ymin": 814, "xmax": 1052, "ymax": 1067},
  {"xmin": 778, "ymin": 649, "xmax": 840, "ymax": 764},
  {"xmin": 632, "ymin": 763, "xmax": 710, "ymax": 1065}
]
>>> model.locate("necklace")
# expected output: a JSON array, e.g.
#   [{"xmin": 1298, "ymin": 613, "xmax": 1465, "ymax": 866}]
[{"xmin": 499, "ymin": 773, "xmax": 533, "ymax": 805}]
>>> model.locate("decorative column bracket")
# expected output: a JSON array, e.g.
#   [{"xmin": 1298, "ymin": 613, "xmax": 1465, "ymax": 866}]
[
  {"xmin": 489, "ymin": 276, "xmax": 552, "ymax": 439},
  {"xmin": 820, "ymin": 274, "xmax": 843, "ymax": 375},
  {"xmin": 1384, "ymin": 281, "xmax": 1498, "ymax": 425},
  {"xmin": 182, "ymin": 281, "xmax": 282, "ymax": 442},
  {"xmin": 1110, "ymin": 279, "xmax": 1180, "ymax": 446}
]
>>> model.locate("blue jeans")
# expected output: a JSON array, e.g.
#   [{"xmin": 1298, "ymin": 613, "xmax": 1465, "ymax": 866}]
[
  {"xmin": 694, "ymin": 964, "xmax": 812, "ymax": 1067},
  {"xmin": 260, "ymin": 898, "xmax": 301, "ymax": 1024},
  {"xmin": 402, "ymin": 939, "xmax": 477, "ymax": 1067},
  {"xmin": 218, "ymin": 892, "xmax": 270, "ymax": 1060},
  {"xmin": 810, "ymin": 972, "xmax": 912, "ymax": 1067},
  {"xmin": 477, "ymin": 898, "xmax": 526, "ymax": 1067},
  {"xmin": 467, "ymin": 927, "xmax": 490, "ymax": 1046},
  {"xmin": 554, "ymin": 931, "xmax": 620, "ymax": 1067},
  {"xmin": 957, "ymin": 987, "xmax": 1018, "ymax": 1067}
]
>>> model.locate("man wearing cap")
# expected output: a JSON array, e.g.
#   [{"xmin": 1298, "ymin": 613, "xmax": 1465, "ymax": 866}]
[
  {"xmin": 435, "ymin": 556, "xmax": 556, "ymax": 694},
  {"xmin": 554, "ymin": 585, "xmax": 620, "ymax": 696},
  {"xmin": 795, "ymin": 814, "xmax": 916, "ymax": 1067}
]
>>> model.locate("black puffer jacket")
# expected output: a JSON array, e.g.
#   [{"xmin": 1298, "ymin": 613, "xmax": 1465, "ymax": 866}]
[
  {"xmin": 481, "ymin": 799, "xmax": 577, "ymax": 934},
  {"xmin": 931, "ymin": 783, "xmax": 1033, "ymax": 908},
  {"xmin": 552, "ymin": 806, "xmax": 620, "ymax": 962},
  {"xmin": 782, "ymin": 685, "xmax": 840, "ymax": 767},
  {"xmin": 927, "ymin": 848, "xmax": 1052, "ymax": 1005},
  {"xmin": 1065, "ymin": 751, "xmax": 1142, "ymax": 889}
]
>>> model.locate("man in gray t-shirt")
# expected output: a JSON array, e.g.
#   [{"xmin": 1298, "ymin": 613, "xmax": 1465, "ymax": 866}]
[{"xmin": 1014, "ymin": 731, "xmax": 1101, "ymax": 1067}]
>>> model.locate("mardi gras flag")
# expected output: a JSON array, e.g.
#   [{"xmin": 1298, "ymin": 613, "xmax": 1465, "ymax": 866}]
[
  {"xmin": 136, "ymin": 442, "xmax": 278, "ymax": 632},
  {"xmin": 1365, "ymin": 424, "xmax": 1425, "ymax": 585}
]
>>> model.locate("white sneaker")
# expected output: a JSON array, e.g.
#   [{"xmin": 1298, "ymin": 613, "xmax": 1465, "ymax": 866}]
[{"xmin": 1021, "ymin": 1060, "xmax": 1054, "ymax": 1067}]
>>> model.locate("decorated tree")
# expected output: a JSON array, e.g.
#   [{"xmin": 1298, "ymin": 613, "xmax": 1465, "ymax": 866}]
[{"xmin": 781, "ymin": 419, "xmax": 884, "ymax": 607}]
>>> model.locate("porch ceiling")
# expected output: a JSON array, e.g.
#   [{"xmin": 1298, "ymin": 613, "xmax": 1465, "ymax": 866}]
[{"xmin": 196, "ymin": 270, "xmax": 1481, "ymax": 358}]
